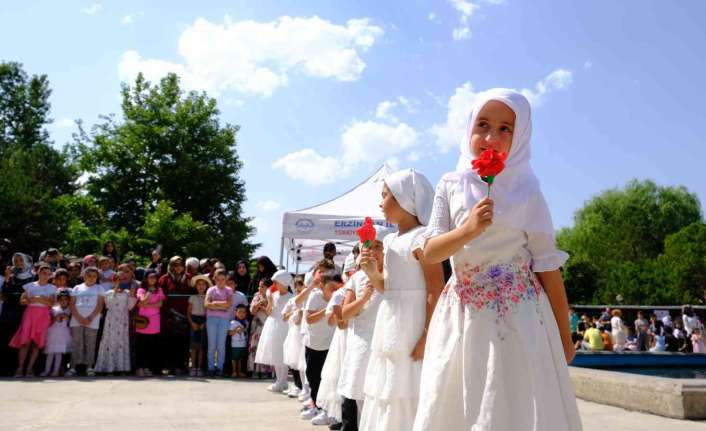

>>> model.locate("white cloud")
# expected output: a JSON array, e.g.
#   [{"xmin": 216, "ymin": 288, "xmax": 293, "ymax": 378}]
[
  {"xmin": 520, "ymin": 69, "xmax": 573, "ymax": 106},
  {"xmin": 407, "ymin": 151, "xmax": 421, "ymax": 162},
  {"xmin": 273, "ymin": 120, "xmax": 418, "ymax": 185},
  {"xmin": 430, "ymin": 82, "xmax": 480, "ymax": 152},
  {"xmin": 450, "ymin": 0, "xmax": 478, "ymax": 22},
  {"xmin": 375, "ymin": 96, "xmax": 416, "ymax": 123},
  {"xmin": 452, "ymin": 27, "xmax": 472, "ymax": 40},
  {"xmin": 118, "ymin": 16, "xmax": 384, "ymax": 97},
  {"xmin": 83, "ymin": 3, "xmax": 102, "ymax": 15},
  {"xmin": 272, "ymin": 149, "xmax": 342, "ymax": 185},
  {"xmin": 257, "ymin": 200, "xmax": 281, "ymax": 212},
  {"xmin": 584, "ymin": 60, "xmax": 593, "ymax": 70},
  {"xmin": 54, "ymin": 117, "xmax": 74, "ymax": 128},
  {"xmin": 121, "ymin": 15, "xmax": 134, "ymax": 25},
  {"xmin": 430, "ymin": 69, "xmax": 573, "ymax": 152},
  {"xmin": 428, "ymin": 12, "xmax": 438, "ymax": 22}
]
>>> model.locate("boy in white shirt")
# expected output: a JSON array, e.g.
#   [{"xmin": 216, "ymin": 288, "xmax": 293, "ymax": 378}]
[
  {"xmin": 229, "ymin": 305, "xmax": 250, "ymax": 378},
  {"xmin": 301, "ymin": 270, "xmax": 339, "ymax": 420}
]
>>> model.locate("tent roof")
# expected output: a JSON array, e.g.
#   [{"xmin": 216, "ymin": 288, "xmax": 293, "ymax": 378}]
[{"xmin": 280, "ymin": 164, "xmax": 396, "ymax": 267}]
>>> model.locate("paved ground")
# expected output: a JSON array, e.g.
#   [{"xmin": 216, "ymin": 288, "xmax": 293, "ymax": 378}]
[{"xmin": 1, "ymin": 377, "xmax": 705, "ymax": 431}]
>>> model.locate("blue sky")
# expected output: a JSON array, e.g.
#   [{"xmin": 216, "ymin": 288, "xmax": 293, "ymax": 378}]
[{"xmin": 2, "ymin": 0, "xmax": 705, "ymax": 263}]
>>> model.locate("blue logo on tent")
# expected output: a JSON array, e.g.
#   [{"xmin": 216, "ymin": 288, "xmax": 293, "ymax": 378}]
[{"xmin": 295, "ymin": 218, "xmax": 315, "ymax": 232}]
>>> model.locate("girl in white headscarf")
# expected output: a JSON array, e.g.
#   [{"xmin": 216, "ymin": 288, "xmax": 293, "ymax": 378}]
[
  {"xmin": 411, "ymin": 89, "xmax": 581, "ymax": 431},
  {"xmin": 356, "ymin": 169, "xmax": 446, "ymax": 431}
]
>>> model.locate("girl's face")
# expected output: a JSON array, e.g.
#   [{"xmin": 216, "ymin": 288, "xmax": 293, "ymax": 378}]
[
  {"xmin": 84, "ymin": 271, "xmax": 98, "ymax": 285},
  {"xmin": 380, "ymin": 184, "xmax": 408, "ymax": 224},
  {"xmin": 54, "ymin": 275, "xmax": 68, "ymax": 288},
  {"xmin": 237, "ymin": 264, "xmax": 247, "ymax": 276},
  {"xmin": 294, "ymin": 283, "xmax": 304, "ymax": 294},
  {"xmin": 106, "ymin": 242, "xmax": 114, "ymax": 252},
  {"xmin": 13, "ymin": 255, "xmax": 23, "ymax": 268},
  {"xmin": 196, "ymin": 280, "xmax": 208, "ymax": 294},
  {"xmin": 214, "ymin": 274, "xmax": 226, "ymax": 287},
  {"xmin": 173, "ymin": 261, "xmax": 184, "ymax": 274},
  {"xmin": 470, "ymin": 100, "xmax": 516, "ymax": 158},
  {"xmin": 235, "ymin": 307, "xmax": 247, "ymax": 320},
  {"xmin": 58, "ymin": 296, "xmax": 70, "ymax": 308},
  {"xmin": 258, "ymin": 281, "xmax": 267, "ymax": 293},
  {"xmin": 370, "ymin": 240, "xmax": 384, "ymax": 270},
  {"xmin": 99, "ymin": 260, "xmax": 110, "ymax": 271},
  {"xmin": 226, "ymin": 279, "xmax": 236, "ymax": 289},
  {"xmin": 257, "ymin": 264, "xmax": 265, "ymax": 273},
  {"xmin": 37, "ymin": 267, "xmax": 52, "ymax": 283},
  {"xmin": 146, "ymin": 274, "xmax": 158, "ymax": 287}
]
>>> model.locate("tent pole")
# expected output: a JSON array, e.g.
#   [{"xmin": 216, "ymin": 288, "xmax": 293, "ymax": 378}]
[{"xmin": 279, "ymin": 236, "xmax": 285, "ymax": 267}]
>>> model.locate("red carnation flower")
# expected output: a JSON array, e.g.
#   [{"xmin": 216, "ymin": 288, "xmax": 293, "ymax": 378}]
[
  {"xmin": 471, "ymin": 148, "xmax": 507, "ymax": 197},
  {"xmin": 356, "ymin": 217, "xmax": 377, "ymax": 249}
]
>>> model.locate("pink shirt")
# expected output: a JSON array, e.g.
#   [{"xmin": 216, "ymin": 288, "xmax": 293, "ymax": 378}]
[
  {"xmin": 205, "ymin": 286, "xmax": 233, "ymax": 319},
  {"xmin": 136, "ymin": 287, "xmax": 165, "ymax": 334}
]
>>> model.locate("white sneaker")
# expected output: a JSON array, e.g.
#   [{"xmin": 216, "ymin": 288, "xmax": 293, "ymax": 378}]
[
  {"xmin": 86, "ymin": 368, "xmax": 96, "ymax": 377},
  {"xmin": 288, "ymin": 387, "xmax": 301, "ymax": 398},
  {"xmin": 300, "ymin": 407, "xmax": 319, "ymax": 420},
  {"xmin": 298, "ymin": 389, "xmax": 311, "ymax": 402},
  {"xmin": 267, "ymin": 383, "xmax": 278, "ymax": 392},
  {"xmin": 311, "ymin": 410, "xmax": 334, "ymax": 426}
]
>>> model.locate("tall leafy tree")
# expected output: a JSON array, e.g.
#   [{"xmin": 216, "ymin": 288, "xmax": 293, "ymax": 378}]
[
  {"xmin": 0, "ymin": 62, "xmax": 76, "ymax": 255},
  {"xmin": 75, "ymin": 73, "xmax": 257, "ymax": 263},
  {"xmin": 558, "ymin": 179, "xmax": 704, "ymax": 305}
]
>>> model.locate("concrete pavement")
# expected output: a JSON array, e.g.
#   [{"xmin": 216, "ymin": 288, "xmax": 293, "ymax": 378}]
[{"xmin": 1, "ymin": 377, "xmax": 705, "ymax": 430}]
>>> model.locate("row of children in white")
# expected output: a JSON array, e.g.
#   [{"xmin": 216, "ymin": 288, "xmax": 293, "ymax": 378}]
[{"xmin": 254, "ymin": 89, "xmax": 583, "ymax": 430}]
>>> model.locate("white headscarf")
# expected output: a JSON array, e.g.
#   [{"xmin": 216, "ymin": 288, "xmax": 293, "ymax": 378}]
[
  {"xmin": 342, "ymin": 252, "xmax": 357, "ymax": 274},
  {"xmin": 12, "ymin": 253, "xmax": 34, "ymax": 281},
  {"xmin": 384, "ymin": 169, "xmax": 434, "ymax": 226},
  {"xmin": 450, "ymin": 88, "xmax": 555, "ymax": 236},
  {"xmin": 272, "ymin": 269, "xmax": 293, "ymax": 289}
]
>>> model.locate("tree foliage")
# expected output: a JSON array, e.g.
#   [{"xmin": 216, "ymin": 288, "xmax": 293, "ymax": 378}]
[
  {"xmin": 1, "ymin": 63, "xmax": 257, "ymax": 265},
  {"xmin": 558, "ymin": 179, "xmax": 705, "ymax": 305}
]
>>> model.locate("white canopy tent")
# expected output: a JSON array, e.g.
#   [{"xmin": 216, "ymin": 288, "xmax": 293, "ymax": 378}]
[{"xmin": 279, "ymin": 164, "xmax": 397, "ymax": 272}]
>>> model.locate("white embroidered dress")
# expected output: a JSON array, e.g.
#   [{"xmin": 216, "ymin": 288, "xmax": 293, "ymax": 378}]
[{"xmin": 413, "ymin": 178, "xmax": 582, "ymax": 431}]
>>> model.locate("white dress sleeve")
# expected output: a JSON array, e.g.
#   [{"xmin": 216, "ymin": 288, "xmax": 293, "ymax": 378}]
[
  {"xmin": 417, "ymin": 179, "xmax": 453, "ymax": 250},
  {"xmin": 526, "ymin": 231, "xmax": 569, "ymax": 272}
]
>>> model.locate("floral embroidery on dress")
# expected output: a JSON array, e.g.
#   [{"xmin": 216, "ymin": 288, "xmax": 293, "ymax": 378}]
[{"xmin": 443, "ymin": 255, "xmax": 542, "ymax": 321}]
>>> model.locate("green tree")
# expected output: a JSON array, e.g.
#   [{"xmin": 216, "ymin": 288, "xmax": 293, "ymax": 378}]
[
  {"xmin": 558, "ymin": 179, "xmax": 704, "ymax": 305},
  {"xmin": 0, "ymin": 62, "xmax": 77, "ymax": 254},
  {"xmin": 75, "ymin": 73, "xmax": 256, "ymax": 263}
]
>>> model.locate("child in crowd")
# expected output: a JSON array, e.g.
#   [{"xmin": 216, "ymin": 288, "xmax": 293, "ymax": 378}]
[
  {"xmin": 313, "ymin": 272, "xmax": 349, "ymax": 427},
  {"xmin": 338, "ymin": 225, "xmax": 389, "ymax": 429},
  {"xmin": 611, "ymin": 309, "xmax": 626, "ymax": 352},
  {"xmin": 300, "ymin": 270, "xmax": 338, "ymax": 421},
  {"xmin": 283, "ymin": 278, "xmax": 306, "ymax": 398},
  {"xmin": 41, "ymin": 289, "xmax": 72, "ymax": 377},
  {"xmin": 413, "ymin": 89, "xmax": 581, "ymax": 430},
  {"xmin": 10, "ymin": 263, "xmax": 56, "ymax": 377},
  {"xmin": 249, "ymin": 278, "xmax": 273, "ymax": 378},
  {"xmin": 255, "ymin": 270, "xmax": 294, "ymax": 392},
  {"xmin": 98, "ymin": 256, "xmax": 115, "ymax": 286},
  {"xmin": 188, "ymin": 275, "xmax": 210, "ymax": 377},
  {"xmin": 95, "ymin": 266, "xmax": 137, "ymax": 374},
  {"xmin": 625, "ymin": 327, "xmax": 638, "ymax": 351},
  {"xmin": 135, "ymin": 269, "xmax": 164, "ymax": 377},
  {"xmin": 204, "ymin": 269, "xmax": 233, "ymax": 376},
  {"xmin": 67, "ymin": 266, "xmax": 104, "ymax": 377},
  {"xmin": 358, "ymin": 169, "xmax": 444, "ymax": 431},
  {"xmin": 692, "ymin": 328, "xmax": 706, "ymax": 353},
  {"xmin": 229, "ymin": 304, "xmax": 250, "ymax": 378}
]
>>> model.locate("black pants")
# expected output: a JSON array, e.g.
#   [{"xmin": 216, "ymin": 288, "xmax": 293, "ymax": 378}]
[
  {"xmin": 305, "ymin": 346, "xmax": 328, "ymax": 406},
  {"xmin": 341, "ymin": 397, "xmax": 359, "ymax": 431},
  {"xmin": 291, "ymin": 367, "xmax": 302, "ymax": 389},
  {"xmin": 136, "ymin": 333, "xmax": 161, "ymax": 372}
]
